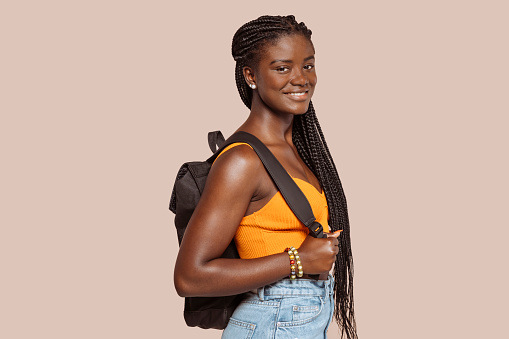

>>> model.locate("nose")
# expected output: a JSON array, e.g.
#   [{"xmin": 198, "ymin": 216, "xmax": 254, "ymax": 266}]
[{"xmin": 290, "ymin": 68, "xmax": 308, "ymax": 86}]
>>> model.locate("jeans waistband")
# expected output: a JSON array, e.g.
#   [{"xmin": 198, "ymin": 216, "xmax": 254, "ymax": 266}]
[{"xmin": 256, "ymin": 274, "xmax": 334, "ymax": 301}]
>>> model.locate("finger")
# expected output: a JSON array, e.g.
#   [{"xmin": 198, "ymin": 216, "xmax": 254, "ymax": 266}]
[{"xmin": 326, "ymin": 230, "xmax": 342, "ymax": 238}]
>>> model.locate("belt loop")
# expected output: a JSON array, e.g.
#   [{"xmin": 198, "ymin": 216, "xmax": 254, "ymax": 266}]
[
  {"xmin": 257, "ymin": 286, "xmax": 265, "ymax": 301},
  {"xmin": 325, "ymin": 273, "xmax": 334, "ymax": 295},
  {"xmin": 328, "ymin": 274, "xmax": 334, "ymax": 296}
]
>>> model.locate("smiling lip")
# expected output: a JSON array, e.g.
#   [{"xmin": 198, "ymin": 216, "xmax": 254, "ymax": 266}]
[{"xmin": 284, "ymin": 90, "xmax": 309, "ymax": 101}]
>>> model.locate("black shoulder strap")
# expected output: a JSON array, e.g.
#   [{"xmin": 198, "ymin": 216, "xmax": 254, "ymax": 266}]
[
  {"xmin": 207, "ymin": 131, "xmax": 326, "ymax": 239},
  {"xmin": 208, "ymin": 131, "xmax": 226, "ymax": 153}
]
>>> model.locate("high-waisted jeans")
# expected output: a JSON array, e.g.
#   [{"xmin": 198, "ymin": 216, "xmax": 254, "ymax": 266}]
[{"xmin": 222, "ymin": 275, "xmax": 335, "ymax": 339}]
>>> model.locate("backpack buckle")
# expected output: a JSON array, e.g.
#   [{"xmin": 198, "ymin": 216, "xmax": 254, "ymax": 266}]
[{"xmin": 308, "ymin": 221, "xmax": 326, "ymax": 238}]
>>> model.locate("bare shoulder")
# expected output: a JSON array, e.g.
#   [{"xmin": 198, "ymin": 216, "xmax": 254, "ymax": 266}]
[{"xmin": 209, "ymin": 144, "xmax": 264, "ymax": 183}]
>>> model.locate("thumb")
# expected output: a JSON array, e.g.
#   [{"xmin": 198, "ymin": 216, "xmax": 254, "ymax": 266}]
[{"xmin": 326, "ymin": 230, "xmax": 342, "ymax": 238}]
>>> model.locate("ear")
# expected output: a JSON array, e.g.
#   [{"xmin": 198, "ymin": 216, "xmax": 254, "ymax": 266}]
[{"xmin": 242, "ymin": 66, "xmax": 256, "ymax": 89}]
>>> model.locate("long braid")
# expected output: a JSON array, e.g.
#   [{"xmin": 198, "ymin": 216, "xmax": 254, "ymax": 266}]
[
  {"xmin": 294, "ymin": 105, "xmax": 356, "ymax": 336},
  {"xmin": 232, "ymin": 15, "xmax": 357, "ymax": 339}
]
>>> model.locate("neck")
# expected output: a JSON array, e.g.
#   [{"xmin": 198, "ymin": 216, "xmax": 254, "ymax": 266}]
[{"xmin": 237, "ymin": 96, "xmax": 295, "ymax": 146}]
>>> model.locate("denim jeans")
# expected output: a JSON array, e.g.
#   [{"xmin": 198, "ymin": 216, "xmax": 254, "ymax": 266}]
[{"xmin": 222, "ymin": 275, "xmax": 335, "ymax": 339}]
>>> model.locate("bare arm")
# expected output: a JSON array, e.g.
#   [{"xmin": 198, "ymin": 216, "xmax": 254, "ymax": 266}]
[{"xmin": 173, "ymin": 145, "xmax": 338, "ymax": 297}]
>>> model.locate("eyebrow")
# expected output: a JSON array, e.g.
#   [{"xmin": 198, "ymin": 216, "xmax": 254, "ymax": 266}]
[{"xmin": 269, "ymin": 55, "xmax": 315, "ymax": 65}]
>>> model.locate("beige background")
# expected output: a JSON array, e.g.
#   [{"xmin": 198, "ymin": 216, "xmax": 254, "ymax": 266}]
[{"xmin": 1, "ymin": 1, "xmax": 508, "ymax": 338}]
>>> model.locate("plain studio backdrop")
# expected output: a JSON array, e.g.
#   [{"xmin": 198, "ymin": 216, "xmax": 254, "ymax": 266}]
[{"xmin": 1, "ymin": 1, "xmax": 508, "ymax": 338}]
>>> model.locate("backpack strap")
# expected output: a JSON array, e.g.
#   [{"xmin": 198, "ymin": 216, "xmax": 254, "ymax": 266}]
[
  {"xmin": 207, "ymin": 131, "xmax": 326, "ymax": 239},
  {"xmin": 208, "ymin": 131, "xmax": 226, "ymax": 153}
]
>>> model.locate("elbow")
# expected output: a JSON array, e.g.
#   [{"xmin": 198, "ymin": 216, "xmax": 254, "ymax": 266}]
[
  {"xmin": 175, "ymin": 281, "xmax": 194, "ymax": 298},
  {"xmin": 174, "ymin": 274, "xmax": 193, "ymax": 297},
  {"xmin": 174, "ymin": 283, "xmax": 187, "ymax": 298},
  {"xmin": 174, "ymin": 254, "xmax": 215, "ymax": 297},
  {"xmin": 174, "ymin": 263, "xmax": 202, "ymax": 297}
]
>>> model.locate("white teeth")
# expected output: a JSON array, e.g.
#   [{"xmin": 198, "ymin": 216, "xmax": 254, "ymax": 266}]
[{"xmin": 288, "ymin": 92, "xmax": 306, "ymax": 96}]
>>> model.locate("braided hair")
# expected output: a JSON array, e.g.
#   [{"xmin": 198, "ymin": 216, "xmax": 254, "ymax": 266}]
[{"xmin": 232, "ymin": 15, "xmax": 357, "ymax": 338}]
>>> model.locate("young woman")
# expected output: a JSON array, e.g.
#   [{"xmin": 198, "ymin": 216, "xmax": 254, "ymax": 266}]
[{"xmin": 174, "ymin": 15, "xmax": 357, "ymax": 338}]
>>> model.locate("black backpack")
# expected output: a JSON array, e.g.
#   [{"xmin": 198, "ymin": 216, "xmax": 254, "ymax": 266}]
[{"xmin": 169, "ymin": 131, "xmax": 326, "ymax": 330}]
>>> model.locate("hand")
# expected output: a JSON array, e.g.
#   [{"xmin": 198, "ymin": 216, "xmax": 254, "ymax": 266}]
[{"xmin": 296, "ymin": 230, "xmax": 341, "ymax": 275}]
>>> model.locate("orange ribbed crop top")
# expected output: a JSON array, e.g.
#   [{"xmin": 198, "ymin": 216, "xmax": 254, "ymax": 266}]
[{"xmin": 213, "ymin": 142, "xmax": 330, "ymax": 259}]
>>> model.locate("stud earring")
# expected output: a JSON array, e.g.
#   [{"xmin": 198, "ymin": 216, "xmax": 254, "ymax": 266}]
[{"xmin": 250, "ymin": 84, "xmax": 256, "ymax": 89}]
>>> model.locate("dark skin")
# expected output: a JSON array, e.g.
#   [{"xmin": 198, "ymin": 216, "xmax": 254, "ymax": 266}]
[{"xmin": 174, "ymin": 34, "xmax": 340, "ymax": 298}]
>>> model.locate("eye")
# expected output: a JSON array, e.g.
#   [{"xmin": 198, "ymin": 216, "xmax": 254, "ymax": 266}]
[
  {"xmin": 275, "ymin": 66, "xmax": 290, "ymax": 72},
  {"xmin": 304, "ymin": 64, "xmax": 315, "ymax": 70}
]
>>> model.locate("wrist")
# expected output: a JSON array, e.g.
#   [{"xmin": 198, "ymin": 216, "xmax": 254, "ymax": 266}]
[{"xmin": 285, "ymin": 246, "xmax": 303, "ymax": 280}]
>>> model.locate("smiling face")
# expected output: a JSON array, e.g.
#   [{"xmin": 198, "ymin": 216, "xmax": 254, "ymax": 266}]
[{"xmin": 244, "ymin": 34, "xmax": 317, "ymax": 115}]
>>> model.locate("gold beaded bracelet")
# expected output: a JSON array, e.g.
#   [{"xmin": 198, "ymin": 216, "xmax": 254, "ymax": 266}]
[{"xmin": 286, "ymin": 246, "xmax": 303, "ymax": 280}]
